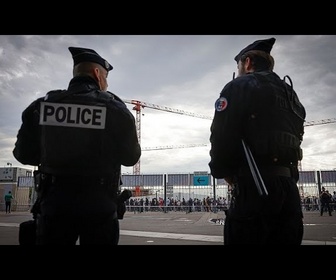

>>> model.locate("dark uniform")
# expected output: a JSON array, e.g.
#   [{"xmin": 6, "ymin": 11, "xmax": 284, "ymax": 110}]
[
  {"xmin": 209, "ymin": 38, "xmax": 306, "ymax": 244},
  {"xmin": 320, "ymin": 187, "xmax": 332, "ymax": 216},
  {"xmin": 13, "ymin": 47, "xmax": 141, "ymax": 245}
]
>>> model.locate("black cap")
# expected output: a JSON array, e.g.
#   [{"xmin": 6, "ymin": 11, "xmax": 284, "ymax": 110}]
[
  {"xmin": 68, "ymin": 47, "xmax": 113, "ymax": 72},
  {"xmin": 234, "ymin": 37, "xmax": 276, "ymax": 63}
]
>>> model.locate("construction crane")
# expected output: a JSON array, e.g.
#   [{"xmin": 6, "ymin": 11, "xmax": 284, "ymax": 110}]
[
  {"xmin": 297, "ymin": 117, "xmax": 336, "ymax": 171},
  {"xmin": 124, "ymin": 98, "xmax": 336, "ymax": 174},
  {"xmin": 304, "ymin": 118, "xmax": 336, "ymax": 127},
  {"xmin": 141, "ymin": 117, "xmax": 336, "ymax": 152},
  {"xmin": 142, "ymin": 143, "xmax": 208, "ymax": 151},
  {"xmin": 123, "ymin": 99, "xmax": 212, "ymax": 174}
]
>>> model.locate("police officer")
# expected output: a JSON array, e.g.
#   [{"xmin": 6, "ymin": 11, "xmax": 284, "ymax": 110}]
[
  {"xmin": 13, "ymin": 47, "xmax": 141, "ymax": 245},
  {"xmin": 209, "ymin": 38, "xmax": 306, "ymax": 245},
  {"xmin": 320, "ymin": 187, "xmax": 332, "ymax": 216}
]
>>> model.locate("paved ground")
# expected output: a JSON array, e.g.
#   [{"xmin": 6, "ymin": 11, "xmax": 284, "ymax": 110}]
[{"xmin": 0, "ymin": 210, "xmax": 335, "ymax": 245}]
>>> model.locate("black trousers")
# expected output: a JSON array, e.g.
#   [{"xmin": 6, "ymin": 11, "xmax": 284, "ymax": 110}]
[
  {"xmin": 224, "ymin": 175, "xmax": 303, "ymax": 245},
  {"xmin": 5, "ymin": 201, "xmax": 11, "ymax": 213},
  {"xmin": 35, "ymin": 181, "xmax": 119, "ymax": 245},
  {"xmin": 320, "ymin": 201, "xmax": 332, "ymax": 216}
]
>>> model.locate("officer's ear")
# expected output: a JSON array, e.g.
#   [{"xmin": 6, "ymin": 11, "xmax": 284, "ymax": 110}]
[
  {"xmin": 93, "ymin": 66, "xmax": 108, "ymax": 91},
  {"xmin": 92, "ymin": 67, "xmax": 100, "ymax": 80},
  {"xmin": 244, "ymin": 56, "xmax": 254, "ymax": 72},
  {"xmin": 92, "ymin": 67, "xmax": 103, "ymax": 87}
]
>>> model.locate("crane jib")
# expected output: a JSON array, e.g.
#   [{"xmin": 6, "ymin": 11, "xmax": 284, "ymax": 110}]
[{"xmin": 122, "ymin": 99, "xmax": 335, "ymax": 175}]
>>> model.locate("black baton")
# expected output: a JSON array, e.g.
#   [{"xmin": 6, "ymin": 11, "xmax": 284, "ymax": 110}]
[{"xmin": 241, "ymin": 139, "xmax": 268, "ymax": 196}]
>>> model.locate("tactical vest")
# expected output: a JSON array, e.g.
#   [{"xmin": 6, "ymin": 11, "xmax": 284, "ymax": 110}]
[
  {"xmin": 38, "ymin": 88, "xmax": 120, "ymax": 177},
  {"xmin": 243, "ymin": 72, "xmax": 305, "ymax": 166}
]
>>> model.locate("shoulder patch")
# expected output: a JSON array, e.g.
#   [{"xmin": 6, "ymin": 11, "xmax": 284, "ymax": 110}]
[{"xmin": 215, "ymin": 97, "xmax": 228, "ymax": 112}]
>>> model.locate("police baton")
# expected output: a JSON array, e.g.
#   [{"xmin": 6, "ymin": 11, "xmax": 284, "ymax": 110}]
[{"xmin": 241, "ymin": 139, "xmax": 268, "ymax": 196}]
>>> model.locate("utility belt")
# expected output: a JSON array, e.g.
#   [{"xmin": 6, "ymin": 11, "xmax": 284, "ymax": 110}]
[
  {"xmin": 32, "ymin": 171, "xmax": 129, "ymax": 220},
  {"xmin": 34, "ymin": 171, "xmax": 120, "ymax": 195},
  {"xmin": 238, "ymin": 166, "xmax": 293, "ymax": 178}
]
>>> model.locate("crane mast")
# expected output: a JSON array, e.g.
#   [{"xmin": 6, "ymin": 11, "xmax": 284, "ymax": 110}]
[{"xmin": 128, "ymin": 101, "xmax": 142, "ymax": 175}]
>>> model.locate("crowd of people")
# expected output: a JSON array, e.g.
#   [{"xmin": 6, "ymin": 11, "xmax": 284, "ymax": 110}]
[
  {"xmin": 125, "ymin": 189, "xmax": 336, "ymax": 215},
  {"xmin": 126, "ymin": 196, "xmax": 229, "ymax": 213}
]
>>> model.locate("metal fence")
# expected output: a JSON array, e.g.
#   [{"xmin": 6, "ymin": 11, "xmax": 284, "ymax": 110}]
[{"xmin": 1, "ymin": 170, "xmax": 336, "ymax": 213}]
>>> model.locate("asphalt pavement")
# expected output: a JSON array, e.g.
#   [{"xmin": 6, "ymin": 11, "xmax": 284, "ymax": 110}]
[{"xmin": 0, "ymin": 209, "xmax": 335, "ymax": 245}]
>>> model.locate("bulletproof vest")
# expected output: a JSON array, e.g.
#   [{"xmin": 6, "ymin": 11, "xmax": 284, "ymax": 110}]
[
  {"xmin": 38, "ymin": 87, "xmax": 119, "ymax": 176},
  {"xmin": 244, "ymin": 72, "xmax": 305, "ymax": 166}
]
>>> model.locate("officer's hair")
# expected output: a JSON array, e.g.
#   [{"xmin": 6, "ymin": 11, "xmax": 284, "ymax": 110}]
[
  {"xmin": 73, "ymin": 62, "xmax": 106, "ymax": 77},
  {"xmin": 240, "ymin": 50, "xmax": 275, "ymax": 71}
]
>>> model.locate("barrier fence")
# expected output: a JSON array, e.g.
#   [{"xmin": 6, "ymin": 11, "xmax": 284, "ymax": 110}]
[{"xmin": 1, "ymin": 170, "xmax": 336, "ymax": 213}]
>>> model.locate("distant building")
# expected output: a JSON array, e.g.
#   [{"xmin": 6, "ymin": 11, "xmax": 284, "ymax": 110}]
[
  {"xmin": 0, "ymin": 166, "xmax": 34, "ymax": 212},
  {"xmin": 0, "ymin": 166, "xmax": 33, "ymax": 182}
]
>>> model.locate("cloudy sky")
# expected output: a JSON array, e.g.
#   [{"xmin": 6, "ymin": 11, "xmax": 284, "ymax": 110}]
[{"xmin": 1, "ymin": 35, "xmax": 335, "ymax": 175}]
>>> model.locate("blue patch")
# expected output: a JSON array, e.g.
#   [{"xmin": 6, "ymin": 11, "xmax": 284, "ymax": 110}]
[{"xmin": 215, "ymin": 97, "xmax": 228, "ymax": 112}]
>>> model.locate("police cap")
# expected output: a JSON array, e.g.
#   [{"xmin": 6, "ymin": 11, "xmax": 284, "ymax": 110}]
[
  {"xmin": 69, "ymin": 47, "xmax": 113, "ymax": 72},
  {"xmin": 234, "ymin": 37, "xmax": 276, "ymax": 63}
]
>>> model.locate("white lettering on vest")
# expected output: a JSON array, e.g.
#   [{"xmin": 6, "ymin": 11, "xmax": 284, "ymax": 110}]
[{"xmin": 39, "ymin": 102, "xmax": 106, "ymax": 129}]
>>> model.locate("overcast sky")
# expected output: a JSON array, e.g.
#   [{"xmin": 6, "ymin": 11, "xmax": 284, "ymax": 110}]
[{"xmin": 1, "ymin": 35, "xmax": 335, "ymax": 175}]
